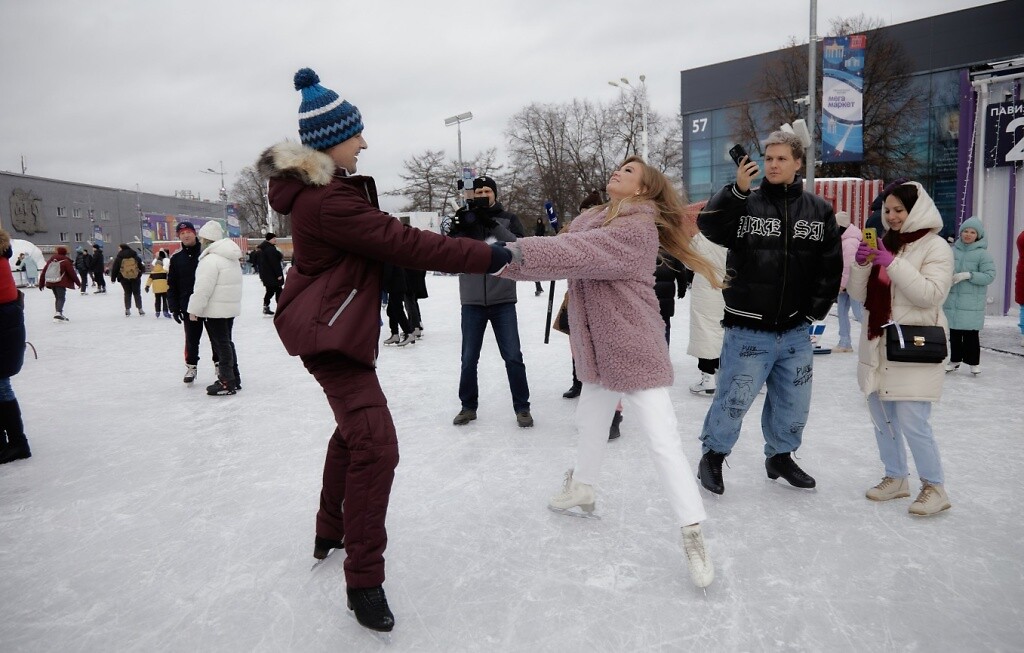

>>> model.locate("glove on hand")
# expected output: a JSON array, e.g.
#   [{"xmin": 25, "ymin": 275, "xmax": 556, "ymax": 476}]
[
  {"xmin": 172, "ymin": 310, "xmax": 183, "ymax": 324},
  {"xmin": 486, "ymin": 243, "xmax": 513, "ymax": 274},
  {"xmin": 872, "ymin": 240, "xmax": 895, "ymax": 267},
  {"xmin": 855, "ymin": 241, "xmax": 875, "ymax": 265},
  {"xmin": 144, "ymin": 286, "xmax": 150, "ymax": 293},
  {"xmin": 953, "ymin": 271, "xmax": 971, "ymax": 284}
]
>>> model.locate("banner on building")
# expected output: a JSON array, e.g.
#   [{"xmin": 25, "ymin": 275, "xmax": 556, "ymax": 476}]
[
  {"xmin": 821, "ymin": 35, "xmax": 866, "ymax": 163},
  {"xmin": 983, "ymin": 100, "xmax": 1024, "ymax": 168}
]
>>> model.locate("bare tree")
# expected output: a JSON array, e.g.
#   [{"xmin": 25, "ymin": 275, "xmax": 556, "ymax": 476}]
[
  {"xmin": 386, "ymin": 149, "xmax": 449, "ymax": 212},
  {"xmin": 231, "ymin": 166, "xmax": 275, "ymax": 237},
  {"xmin": 731, "ymin": 16, "xmax": 924, "ymax": 181}
]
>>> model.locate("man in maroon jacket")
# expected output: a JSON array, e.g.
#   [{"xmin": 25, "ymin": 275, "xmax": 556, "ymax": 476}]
[{"xmin": 258, "ymin": 68, "xmax": 510, "ymax": 633}]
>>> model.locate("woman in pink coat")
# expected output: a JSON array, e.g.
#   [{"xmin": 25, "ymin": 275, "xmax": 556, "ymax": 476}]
[
  {"xmin": 834, "ymin": 211, "xmax": 864, "ymax": 351},
  {"xmin": 499, "ymin": 156, "xmax": 724, "ymax": 588}
]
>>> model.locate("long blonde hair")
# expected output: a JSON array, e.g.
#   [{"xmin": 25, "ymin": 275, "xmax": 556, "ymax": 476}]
[{"xmin": 602, "ymin": 156, "xmax": 725, "ymax": 289}]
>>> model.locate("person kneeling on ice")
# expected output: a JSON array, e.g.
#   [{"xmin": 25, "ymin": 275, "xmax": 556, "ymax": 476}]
[
  {"xmin": 496, "ymin": 156, "xmax": 724, "ymax": 589},
  {"xmin": 186, "ymin": 221, "xmax": 243, "ymax": 396}
]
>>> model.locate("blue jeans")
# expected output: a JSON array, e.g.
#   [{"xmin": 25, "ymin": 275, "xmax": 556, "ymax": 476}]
[
  {"xmin": 1019, "ymin": 305, "xmax": 1024, "ymax": 335},
  {"xmin": 700, "ymin": 325, "xmax": 814, "ymax": 457},
  {"xmin": 866, "ymin": 393, "xmax": 944, "ymax": 484},
  {"xmin": 459, "ymin": 303, "xmax": 530, "ymax": 413},
  {"xmin": 836, "ymin": 290, "xmax": 863, "ymax": 348}
]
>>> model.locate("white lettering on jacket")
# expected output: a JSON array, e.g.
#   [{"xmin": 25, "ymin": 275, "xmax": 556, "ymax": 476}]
[
  {"xmin": 737, "ymin": 216, "xmax": 782, "ymax": 238},
  {"xmin": 792, "ymin": 220, "xmax": 824, "ymax": 241}
]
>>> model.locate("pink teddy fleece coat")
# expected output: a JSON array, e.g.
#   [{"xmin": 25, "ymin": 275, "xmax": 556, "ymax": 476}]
[{"xmin": 501, "ymin": 201, "xmax": 671, "ymax": 393}]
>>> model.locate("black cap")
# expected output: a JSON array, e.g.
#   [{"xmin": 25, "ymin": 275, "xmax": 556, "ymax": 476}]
[
  {"xmin": 265, "ymin": 232, "xmax": 276, "ymax": 241},
  {"xmin": 176, "ymin": 221, "xmax": 196, "ymax": 234},
  {"xmin": 473, "ymin": 176, "xmax": 498, "ymax": 199}
]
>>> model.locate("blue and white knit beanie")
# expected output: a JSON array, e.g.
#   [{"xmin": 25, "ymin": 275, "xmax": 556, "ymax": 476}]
[{"xmin": 294, "ymin": 68, "xmax": 363, "ymax": 151}]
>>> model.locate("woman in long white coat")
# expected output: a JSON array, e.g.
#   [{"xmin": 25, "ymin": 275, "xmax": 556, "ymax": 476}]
[
  {"xmin": 847, "ymin": 181, "xmax": 953, "ymax": 517},
  {"xmin": 686, "ymin": 233, "xmax": 728, "ymax": 395},
  {"xmin": 187, "ymin": 221, "xmax": 243, "ymax": 396}
]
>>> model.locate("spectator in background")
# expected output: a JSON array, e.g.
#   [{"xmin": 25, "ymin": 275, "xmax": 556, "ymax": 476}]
[
  {"xmin": 404, "ymin": 268, "xmax": 427, "ymax": 339},
  {"xmin": 38, "ymin": 246, "xmax": 81, "ymax": 322},
  {"xmin": 146, "ymin": 251, "xmax": 172, "ymax": 318},
  {"xmin": 74, "ymin": 246, "xmax": 91, "ymax": 294},
  {"xmin": 687, "ymin": 232, "xmax": 728, "ymax": 396},
  {"xmin": 834, "ymin": 210, "xmax": 864, "ymax": 352},
  {"xmin": 258, "ymin": 233, "xmax": 284, "ymax": 315},
  {"xmin": 110, "ymin": 243, "xmax": 145, "ymax": 316},
  {"xmin": 942, "ymin": 216, "xmax": 996, "ymax": 375},
  {"xmin": 0, "ymin": 227, "xmax": 31, "ymax": 464},
  {"xmin": 22, "ymin": 252, "xmax": 39, "ymax": 287},
  {"xmin": 381, "ymin": 264, "xmax": 415, "ymax": 346},
  {"xmin": 90, "ymin": 244, "xmax": 107, "ymax": 293},
  {"xmin": 167, "ymin": 221, "xmax": 217, "ymax": 385}
]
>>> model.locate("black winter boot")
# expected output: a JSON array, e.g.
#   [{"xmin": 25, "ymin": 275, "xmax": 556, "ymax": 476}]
[
  {"xmin": 562, "ymin": 380, "xmax": 582, "ymax": 399},
  {"xmin": 697, "ymin": 450, "xmax": 726, "ymax": 495},
  {"xmin": 347, "ymin": 585, "xmax": 395, "ymax": 632},
  {"xmin": 608, "ymin": 411, "xmax": 623, "ymax": 440},
  {"xmin": 313, "ymin": 536, "xmax": 344, "ymax": 560},
  {"xmin": 0, "ymin": 399, "xmax": 31, "ymax": 465},
  {"xmin": 765, "ymin": 452, "xmax": 816, "ymax": 489}
]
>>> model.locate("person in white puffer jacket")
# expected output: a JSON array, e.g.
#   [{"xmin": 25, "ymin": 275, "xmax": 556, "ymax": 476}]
[
  {"xmin": 187, "ymin": 220, "xmax": 243, "ymax": 396},
  {"xmin": 686, "ymin": 232, "xmax": 728, "ymax": 396}
]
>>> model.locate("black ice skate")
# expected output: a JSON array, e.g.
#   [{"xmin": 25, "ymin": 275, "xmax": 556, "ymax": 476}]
[
  {"xmin": 347, "ymin": 585, "xmax": 395, "ymax": 632},
  {"xmin": 765, "ymin": 452, "xmax": 816, "ymax": 489}
]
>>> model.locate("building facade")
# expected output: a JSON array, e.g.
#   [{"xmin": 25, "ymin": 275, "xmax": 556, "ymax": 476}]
[{"xmin": 680, "ymin": 0, "xmax": 1024, "ymax": 314}]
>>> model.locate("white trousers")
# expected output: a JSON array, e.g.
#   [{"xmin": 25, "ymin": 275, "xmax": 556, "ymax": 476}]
[{"xmin": 574, "ymin": 383, "xmax": 707, "ymax": 526}]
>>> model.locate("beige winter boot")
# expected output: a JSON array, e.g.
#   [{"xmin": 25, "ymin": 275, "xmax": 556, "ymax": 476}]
[
  {"xmin": 908, "ymin": 482, "xmax": 951, "ymax": 516},
  {"xmin": 548, "ymin": 469, "xmax": 596, "ymax": 516},
  {"xmin": 865, "ymin": 476, "xmax": 911, "ymax": 501}
]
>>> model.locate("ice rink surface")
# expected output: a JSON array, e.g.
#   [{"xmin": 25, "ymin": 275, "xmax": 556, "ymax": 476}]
[{"xmin": 2, "ymin": 274, "xmax": 1023, "ymax": 652}]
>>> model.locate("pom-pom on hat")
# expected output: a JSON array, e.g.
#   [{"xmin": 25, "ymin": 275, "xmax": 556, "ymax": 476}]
[
  {"xmin": 294, "ymin": 68, "xmax": 363, "ymax": 151},
  {"xmin": 835, "ymin": 211, "xmax": 851, "ymax": 228},
  {"xmin": 198, "ymin": 221, "xmax": 224, "ymax": 242}
]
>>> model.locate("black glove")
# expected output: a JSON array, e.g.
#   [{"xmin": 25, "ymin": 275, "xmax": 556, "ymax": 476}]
[
  {"xmin": 486, "ymin": 243, "xmax": 513, "ymax": 274},
  {"xmin": 450, "ymin": 206, "xmax": 497, "ymax": 240},
  {"xmin": 172, "ymin": 310, "xmax": 183, "ymax": 324}
]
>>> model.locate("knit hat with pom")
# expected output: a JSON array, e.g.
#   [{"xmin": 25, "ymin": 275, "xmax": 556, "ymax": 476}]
[{"xmin": 294, "ymin": 68, "xmax": 363, "ymax": 151}]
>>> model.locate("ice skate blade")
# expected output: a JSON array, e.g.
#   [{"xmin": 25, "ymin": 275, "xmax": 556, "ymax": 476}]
[
  {"xmin": 547, "ymin": 505, "xmax": 601, "ymax": 519},
  {"xmin": 765, "ymin": 478, "xmax": 818, "ymax": 492}
]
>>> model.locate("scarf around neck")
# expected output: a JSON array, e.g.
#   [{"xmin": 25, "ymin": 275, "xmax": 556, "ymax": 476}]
[{"xmin": 865, "ymin": 228, "xmax": 932, "ymax": 340}]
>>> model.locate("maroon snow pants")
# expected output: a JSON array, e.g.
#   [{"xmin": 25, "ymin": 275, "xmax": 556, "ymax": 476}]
[{"xmin": 302, "ymin": 352, "xmax": 399, "ymax": 589}]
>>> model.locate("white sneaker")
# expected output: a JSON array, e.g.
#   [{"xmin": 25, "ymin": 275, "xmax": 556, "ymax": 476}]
[
  {"xmin": 183, "ymin": 364, "xmax": 198, "ymax": 383},
  {"xmin": 865, "ymin": 476, "xmax": 910, "ymax": 501},
  {"xmin": 944, "ymin": 362, "xmax": 960, "ymax": 373},
  {"xmin": 970, "ymin": 365, "xmax": 981, "ymax": 376},
  {"xmin": 680, "ymin": 525, "xmax": 714, "ymax": 588},
  {"xmin": 548, "ymin": 469, "xmax": 596, "ymax": 514},
  {"xmin": 688, "ymin": 373, "xmax": 716, "ymax": 396},
  {"xmin": 382, "ymin": 334, "xmax": 400, "ymax": 345}
]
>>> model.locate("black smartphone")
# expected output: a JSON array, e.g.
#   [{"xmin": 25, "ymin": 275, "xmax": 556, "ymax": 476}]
[{"xmin": 728, "ymin": 144, "xmax": 748, "ymax": 166}]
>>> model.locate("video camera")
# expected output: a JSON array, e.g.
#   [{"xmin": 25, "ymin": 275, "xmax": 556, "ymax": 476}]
[{"xmin": 448, "ymin": 197, "xmax": 496, "ymax": 239}]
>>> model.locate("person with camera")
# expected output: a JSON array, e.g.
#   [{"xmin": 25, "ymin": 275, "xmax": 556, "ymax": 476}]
[
  {"xmin": 447, "ymin": 176, "xmax": 534, "ymax": 429},
  {"xmin": 695, "ymin": 131, "xmax": 842, "ymax": 496},
  {"xmin": 848, "ymin": 181, "xmax": 954, "ymax": 516},
  {"xmin": 258, "ymin": 68, "xmax": 510, "ymax": 634}
]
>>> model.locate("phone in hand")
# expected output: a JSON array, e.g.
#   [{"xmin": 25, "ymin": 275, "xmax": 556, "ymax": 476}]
[
  {"xmin": 862, "ymin": 227, "xmax": 878, "ymax": 249},
  {"xmin": 728, "ymin": 144, "xmax": 749, "ymax": 167}
]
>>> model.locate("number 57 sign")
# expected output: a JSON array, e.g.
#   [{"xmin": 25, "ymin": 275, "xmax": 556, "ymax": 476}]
[{"xmin": 984, "ymin": 100, "xmax": 1024, "ymax": 168}]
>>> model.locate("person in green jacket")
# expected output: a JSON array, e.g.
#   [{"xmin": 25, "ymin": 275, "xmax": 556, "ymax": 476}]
[{"xmin": 942, "ymin": 216, "xmax": 996, "ymax": 375}]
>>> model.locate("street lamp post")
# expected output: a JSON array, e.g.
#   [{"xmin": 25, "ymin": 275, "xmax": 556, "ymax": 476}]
[
  {"xmin": 609, "ymin": 75, "xmax": 648, "ymax": 161},
  {"xmin": 444, "ymin": 111, "xmax": 473, "ymax": 202},
  {"xmin": 200, "ymin": 161, "xmax": 230, "ymax": 225}
]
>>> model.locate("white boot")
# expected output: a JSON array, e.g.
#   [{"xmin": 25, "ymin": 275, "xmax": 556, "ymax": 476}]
[
  {"xmin": 680, "ymin": 524, "xmax": 714, "ymax": 588},
  {"xmin": 865, "ymin": 476, "xmax": 910, "ymax": 501},
  {"xmin": 382, "ymin": 334, "xmax": 400, "ymax": 345},
  {"xmin": 944, "ymin": 362, "xmax": 960, "ymax": 373},
  {"xmin": 688, "ymin": 373, "xmax": 716, "ymax": 396},
  {"xmin": 183, "ymin": 364, "xmax": 198, "ymax": 384},
  {"xmin": 548, "ymin": 469, "xmax": 596, "ymax": 515},
  {"xmin": 909, "ymin": 482, "xmax": 951, "ymax": 516},
  {"xmin": 970, "ymin": 365, "xmax": 981, "ymax": 376}
]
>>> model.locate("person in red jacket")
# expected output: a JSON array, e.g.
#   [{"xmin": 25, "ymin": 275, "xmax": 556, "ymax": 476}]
[
  {"xmin": 0, "ymin": 227, "xmax": 30, "ymax": 464},
  {"xmin": 257, "ymin": 68, "xmax": 510, "ymax": 634},
  {"xmin": 1016, "ymin": 229, "xmax": 1024, "ymax": 346},
  {"xmin": 37, "ymin": 246, "xmax": 81, "ymax": 322}
]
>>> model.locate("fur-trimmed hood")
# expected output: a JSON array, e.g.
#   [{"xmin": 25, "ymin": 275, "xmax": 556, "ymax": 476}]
[
  {"xmin": 257, "ymin": 141, "xmax": 338, "ymax": 216},
  {"xmin": 0, "ymin": 228, "xmax": 10, "ymax": 256}
]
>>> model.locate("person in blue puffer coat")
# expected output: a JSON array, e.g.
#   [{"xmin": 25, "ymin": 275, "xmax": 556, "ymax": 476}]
[{"xmin": 942, "ymin": 216, "xmax": 996, "ymax": 375}]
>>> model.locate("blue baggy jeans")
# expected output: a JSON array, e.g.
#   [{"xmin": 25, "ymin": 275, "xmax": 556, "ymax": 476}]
[
  {"xmin": 459, "ymin": 303, "xmax": 530, "ymax": 413},
  {"xmin": 700, "ymin": 324, "xmax": 814, "ymax": 457}
]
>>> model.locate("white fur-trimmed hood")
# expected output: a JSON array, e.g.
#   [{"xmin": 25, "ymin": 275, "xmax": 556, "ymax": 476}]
[{"xmin": 257, "ymin": 141, "xmax": 336, "ymax": 187}]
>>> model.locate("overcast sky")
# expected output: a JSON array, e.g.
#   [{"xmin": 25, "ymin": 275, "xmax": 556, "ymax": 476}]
[{"xmin": 0, "ymin": 0, "xmax": 1001, "ymax": 213}]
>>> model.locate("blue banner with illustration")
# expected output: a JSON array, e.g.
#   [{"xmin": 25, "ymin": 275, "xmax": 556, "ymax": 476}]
[{"xmin": 821, "ymin": 35, "xmax": 866, "ymax": 163}]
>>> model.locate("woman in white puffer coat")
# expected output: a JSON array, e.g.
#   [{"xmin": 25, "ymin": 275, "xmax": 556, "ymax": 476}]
[
  {"xmin": 187, "ymin": 221, "xmax": 243, "ymax": 395},
  {"xmin": 686, "ymin": 233, "xmax": 727, "ymax": 395},
  {"xmin": 847, "ymin": 181, "xmax": 953, "ymax": 517}
]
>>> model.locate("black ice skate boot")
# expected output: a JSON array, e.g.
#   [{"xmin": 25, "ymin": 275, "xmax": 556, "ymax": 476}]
[
  {"xmin": 562, "ymin": 380, "xmax": 582, "ymax": 399},
  {"xmin": 765, "ymin": 452, "xmax": 816, "ymax": 489},
  {"xmin": 206, "ymin": 378, "xmax": 237, "ymax": 396},
  {"xmin": 0, "ymin": 399, "xmax": 31, "ymax": 465},
  {"xmin": 347, "ymin": 585, "xmax": 395, "ymax": 632},
  {"xmin": 608, "ymin": 410, "xmax": 623, "ymax": 441},
  {"xmin": 313, "ymin": 536, "xmax": 344, "ymax": 560},
  {"xmin": 697, "ymin": 450, "xmax": 726, "ymax": 495}
]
